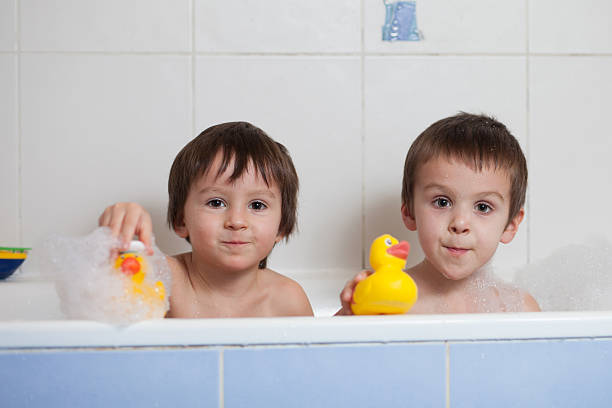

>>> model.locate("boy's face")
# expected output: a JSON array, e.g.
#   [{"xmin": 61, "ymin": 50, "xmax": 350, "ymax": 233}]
[
  {"xmin": 402, "ymin": 157, "xmax": 523, "ymax": 281},
  {"xmin": 175, "ymin": 152, "xmax": 283, "ymax": 273}
]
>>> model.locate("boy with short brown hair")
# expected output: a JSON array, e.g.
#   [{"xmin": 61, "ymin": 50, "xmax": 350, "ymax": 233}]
[
  {"xmin": 100, "ymin": 122, "xmax": 313, "ymax": 317},
  {"xmin": 338, "ymin": 113, "xmax": 539, "ymax": 314}
]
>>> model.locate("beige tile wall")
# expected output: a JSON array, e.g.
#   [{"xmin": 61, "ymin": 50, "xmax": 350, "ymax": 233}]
[{"xmin": 2, "ymin": 0, "xmax": 611, "ymax": 280}]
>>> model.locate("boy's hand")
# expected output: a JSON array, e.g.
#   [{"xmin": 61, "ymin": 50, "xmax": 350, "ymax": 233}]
[
  {"xmin": 335, "ymin": 270, "xmax": 373, "ymax": 315},
  {"xmin": 98, "ymin": 202, "xmax": 154, "ymax": 255}
]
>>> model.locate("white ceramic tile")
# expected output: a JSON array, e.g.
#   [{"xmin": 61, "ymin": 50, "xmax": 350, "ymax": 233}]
[
  {"xmin": 0, "ymin": 0, "xmax": 16, "ymax": 51},
  {"xmin": 365, "ymin": 0, "xmax": 526, "ymax": 54},
  {"xmin": 195, "ymin": 56, "xmax": 362, "ymax": 269},
  {"xmin": 20, "ymin": 55, "xmax": 192, "ymax": 256},
  {"xmin": 0, "ymin": 55, "xmax": 18, "ymax": 245},
  {"xmin": 530, "ymin": 0, "xmax": 612, "ymax": 54},
  {"xmin": 364, "ymin": 56, "xmax": 528, "ymax": 273},
  {"xmin": 195, "ymin": 0, "xmax": 360, "ymax": 53},
  {"xmin": 20, "ymin": 0, "xmax": 191, "ymax": 52},
  {"xmin": 530, "ymin": 57, "xmax": 612, "ymax": 259}
]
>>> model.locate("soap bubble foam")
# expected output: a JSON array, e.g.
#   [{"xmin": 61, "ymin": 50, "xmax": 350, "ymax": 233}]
[
  {"xmin": 465, "ymin": 266, "xmax": 526, "ymax": 313},
  {"xmin": 514, "ymin": 240, "xmax": 612, "ymax": 311},
  {"xmin": 40, "ymin": 227, "xmax": 171, "ymax": 325}
]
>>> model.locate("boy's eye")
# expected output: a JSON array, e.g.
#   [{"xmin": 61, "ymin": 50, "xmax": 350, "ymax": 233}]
[
  {"xmin": 206, "ymin": 199, "xmax": 226, "ymax": 208},
  {"xmin": 475, "ymin": 203, "xmax": 492, "ymax": 214},
  {"xmin": 433, "ymin": 198, "xmax": 451, "ymax": 208},
  {"xmin": 249, "ymin": 201, "xmax": 267, "ymax": 211}
]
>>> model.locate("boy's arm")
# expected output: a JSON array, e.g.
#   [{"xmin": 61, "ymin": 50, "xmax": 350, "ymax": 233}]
[
  {"xmin": 98, "ymin": 202, "xmax": 154, "ymax": 255},
  {"xmin": 335, "ymin": 270, "xmax": 372, "ymax": 316}
]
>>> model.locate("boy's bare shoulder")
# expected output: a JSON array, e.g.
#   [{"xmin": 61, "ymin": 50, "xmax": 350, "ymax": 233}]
[
  {"xmin": 521, "ymin": 291, "xmax": 541, "ymax": 312},
  {"xmin": 260, "ymin": 268, "xmax": 314, "ymax": 316},
  {"xmin": 166, "ymin": 253, "xmax": 190, "ymax": 282}
]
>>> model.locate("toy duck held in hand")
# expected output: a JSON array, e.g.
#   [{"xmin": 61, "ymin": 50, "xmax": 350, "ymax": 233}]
[
  {"xmin": 351, "ymin": 234, "xmax": 418, "ymax": 315},
  {"xmin": 114, "ymin": 241, "xmax": 166, "ymax": 305}
]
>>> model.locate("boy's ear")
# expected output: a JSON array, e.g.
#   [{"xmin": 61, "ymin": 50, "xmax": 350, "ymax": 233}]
[
  {"xmin": 401, "ymin": 203, "xmax": 417, "ymax": 231},
  {"xmin": 274, "ymin": 233, "xmax": 284, "ymax": 244},
  {"xmin": 174, "ymin": 220, "xmax": 188, "ymax": 239},
  {"xmin": 500, "ymin": 208, "xmax": 525, "ymax": 244}
]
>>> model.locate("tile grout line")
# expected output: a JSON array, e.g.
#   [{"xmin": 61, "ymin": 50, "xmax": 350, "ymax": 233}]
[
  {"xmin": 191, "ymin": 0, "xmax": 196, "ymax": 138},
  {"xmin": 525, "ymin": 0, "xmax": 531, "ymax": 265},
  {"xmin": 219, "ymin": 350, "xmax": 224, "ymax": 408},
  {"xmin": 360, "ymin": 0, "xmax": 366, "ymax": 268},
  {"xmin": 4, "ymin": 50, "xmax": 612, "ymax": 57},
  {"xmin": 2, "ymin": 49, "xmax": 611, "ymax": 58},
  {"xmin": 446, "ymin": 342, "xmax": 451, "ymax": 408},
  {"xmin": 16, "ymin": 0, "xmax": 23, "ymax": 246}
]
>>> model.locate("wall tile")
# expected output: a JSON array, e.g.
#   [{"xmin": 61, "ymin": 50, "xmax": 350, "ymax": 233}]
[
  {"xmin": 20, "ymin": 0, "xmax": 191, "ymax": 52},
  {"xmin": 450, "ymin": 339, "xmax": 612, "ymax": 407},
  {"xmin": 365, "ymin": 0, "xmax": 526, "ymax": 54},
  {"xmin": 195, "ymin": 56, "xmax": 362, "ymax": 270},
  {"xmin": 364, "ymin": 56, "xmax": 528, "ymax": 272},
  {"xmin": 20, "ymin": 55, "xmax": 192, "ymax": 256},
  {"xmin": 0, "ymin": 55, "xmax": 18, "ymax": 245},
  {"xmin": 225, "ymin": 343, "xmax": 446, "ymax": 407},
  {"xmin": 0, "ymin": 0, "xmax": 16, "ymax": 51},
  {"xmin": 530, "ymin": 0, "xmax": 612, "ymax": 54},
  {"xmin": 0, "ymin": 349, "xmax": 219, "ymax": 407},
  {"xmin": 529, "ymin": 57, "xmax": 612, "ymax": 258},
  {"xmin": 195, "ymin": 0, "xmax": 360, "ymax": 53}
]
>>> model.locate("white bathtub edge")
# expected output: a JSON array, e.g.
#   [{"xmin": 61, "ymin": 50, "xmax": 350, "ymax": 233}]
[{"xmin": 2, "ymin": 311, "xmax": 612, "ymax": 349}]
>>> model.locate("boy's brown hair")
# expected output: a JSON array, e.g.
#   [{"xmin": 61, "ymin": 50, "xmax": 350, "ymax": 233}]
[
  {"xmin": 167, "ymin": 121, "xmax": 299, "ymax": 268},
  {"xmin": 401, "ymin": 112, "xmax": 527, "ymax": 224}
]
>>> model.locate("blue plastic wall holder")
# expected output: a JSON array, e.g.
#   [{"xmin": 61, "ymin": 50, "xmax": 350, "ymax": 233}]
[{"xmin": 382, "ymin": 0, "xmax": 423, "ymax": 42}]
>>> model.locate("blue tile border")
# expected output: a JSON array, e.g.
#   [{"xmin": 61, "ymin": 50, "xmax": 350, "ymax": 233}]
[
  {"xmin": 4, "ymin": 337, "xmax": 612, "ymax": 408},
  {"xmin": 224, "ymin": 343, "xmax": 446, "ymax": 408},
  {"xmin": 0, "ymin": 348, "xmax": 220, "ymax": 408},
  {"xmin": 450, "ymin": 338, "xmax": 612, "ymax": 408}
]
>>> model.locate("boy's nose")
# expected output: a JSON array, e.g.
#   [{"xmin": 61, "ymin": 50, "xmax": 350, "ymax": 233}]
[
  {"xmin": 449, "ymin": 211, "xmax": 470, "ymax": 234},
  {"xmin": 224, "ymin": 207, "xmax": 247, "ymax": 230}
]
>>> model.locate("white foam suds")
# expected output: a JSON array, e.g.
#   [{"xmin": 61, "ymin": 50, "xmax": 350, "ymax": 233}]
[
  {"xmin": 514, "ymin": 240, "xmax": 612, "ymax": 311},
  {"xmin": 40, "ymin": 227, "xmax": 171, "ymax": 325}
]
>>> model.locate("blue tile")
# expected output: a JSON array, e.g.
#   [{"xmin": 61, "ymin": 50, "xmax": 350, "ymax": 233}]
[
  {"xmin": 224, "ymin": 343, "xmax": 446, "ymax": 408},
  {"xmin": 0, "ymin": 348, "xmax": 219, "ymax": 408},
  {"xmin": 450, "ymin": 338, "xmax": 612, "ymax": 407}
]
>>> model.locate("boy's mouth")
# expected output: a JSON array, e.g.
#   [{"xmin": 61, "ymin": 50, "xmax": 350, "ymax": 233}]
[
  {"xmin": 444, "ymin": 246, "xmax": 469, "ymax": 256},
  {"xmin": 222, "ymin": 240, "xmax": 249, "ymax": 246}
]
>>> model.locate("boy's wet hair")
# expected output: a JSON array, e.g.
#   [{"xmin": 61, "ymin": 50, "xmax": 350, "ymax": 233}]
[
  {"xmin": 167, "ymin": 121, "xmax": 299, "ymax": 269},
  {"xmin": 402, "ymin": 112, "xmax": 527, "ymax": 224}
]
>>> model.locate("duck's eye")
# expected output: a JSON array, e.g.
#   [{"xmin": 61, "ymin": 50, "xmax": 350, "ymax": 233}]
[{"xmin": 385, "ymin": 238, "xmax": 393, "ymax": 246}]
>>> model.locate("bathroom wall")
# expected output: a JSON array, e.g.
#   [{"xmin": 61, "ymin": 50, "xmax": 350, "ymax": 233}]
[{"xmin": 1, "ymin": 0, "xmax": 612, "ymax": 281}]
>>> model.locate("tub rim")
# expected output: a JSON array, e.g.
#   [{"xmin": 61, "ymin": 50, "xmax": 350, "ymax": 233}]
[{"xmin": 2, "ymin": 311, "xmax": 612, "ymax": 349}]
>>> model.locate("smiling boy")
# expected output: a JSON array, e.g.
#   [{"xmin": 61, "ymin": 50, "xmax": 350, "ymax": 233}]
[{"xmin": 339, "ymin": 113, "xmax": 540, "ymax": 314}]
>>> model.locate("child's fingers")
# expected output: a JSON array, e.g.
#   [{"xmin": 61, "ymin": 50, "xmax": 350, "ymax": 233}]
[
  {"xmin": 98, "ymin": 205, "xmax": 117, "ymax": 229},
  {"xmin": 119, "ymin": 203, "xmax": 146, "ymax": 246},
  {"xmin": 105, "ymin": 204, "xmax": 129, "ymax": 248},
  {"xmin": 136, "ymin": 211, "xmax": 154, "ymax": 255},
  {"xmin": 339, "ymin": 270, "xmax": 373, "ymax": 314}
]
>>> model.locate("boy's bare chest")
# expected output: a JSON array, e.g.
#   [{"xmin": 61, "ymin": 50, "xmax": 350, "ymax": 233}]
[
  {"xmin": 409, "ymin": 292, "xmax": 467, "ymax": 314},
  {"xmin": 169, "ymin": 280, "xmax": 274, "ymax": 318}
]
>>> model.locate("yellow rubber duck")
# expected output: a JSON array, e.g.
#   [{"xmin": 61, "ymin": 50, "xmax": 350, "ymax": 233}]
[
  {"xmin": 351, "ymin": 234, "xmax": 418, "ymax": 315},
  {"xmin": 114, "ymin": 241, "xmax": 166, "ymax": 306}
]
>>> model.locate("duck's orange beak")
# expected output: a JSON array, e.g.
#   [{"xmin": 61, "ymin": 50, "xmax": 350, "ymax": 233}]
[
  {"xmin": 120, "ymin": 257, "xmax": 140, "ymax": 276},
  {"xmin": 387, "ymin": 241, "xmax": 410, "ymax": 260}
]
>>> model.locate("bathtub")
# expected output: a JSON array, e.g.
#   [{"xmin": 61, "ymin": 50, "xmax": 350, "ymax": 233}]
[{"xmin": 2, "ymin": 271, "xmax": 612, "ymax": 407}]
